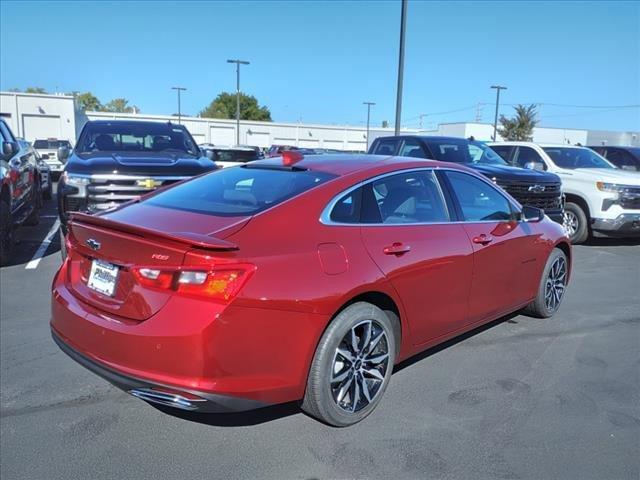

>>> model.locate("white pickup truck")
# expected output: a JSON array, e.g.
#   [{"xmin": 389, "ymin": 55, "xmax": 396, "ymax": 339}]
[{"xmin": 489, "ymin": 142, "xmax": 640, "ymax": 244}]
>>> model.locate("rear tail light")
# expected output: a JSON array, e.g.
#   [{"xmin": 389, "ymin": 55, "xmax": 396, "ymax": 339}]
[{"xmin": 132, "ymin": 264, "xmax": 255, "ymax": 303}]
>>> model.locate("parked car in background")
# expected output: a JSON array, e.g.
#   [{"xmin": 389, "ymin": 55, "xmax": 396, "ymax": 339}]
[
  {"xmin": 57, "ymin": 120, "xmax": 218, "ymax": 235},
  {"xmin": 17, "ymin": 138, "xmax": 51, "ymax": 204},
  {"xmin": 1, "ymin": 120, "xmax": 39, "ymax": 264},
  {"xmin": 587, "ymin": 146, "xmax": 640, "ymax": 172},
  {"xmin": 267, "ymin": 145, "xmax": 298, "ymax": 157},
  {"xmin": 489, "ymin": 142, "xmax": 640, "ymax": 243},
  {"xmin": 51, "ymin": 153, "xmax": 571, "ymax": 427},
  {"xmin": 199, "ymin": 145, "xmax": 262, "ymax": 168},
  {"xmin": 368, "ymin": 136, "xmax": 565, "ymax": 225},
  {"xmin": 33, "ymin": 138, "xmax": 72, "ymax": 179}
]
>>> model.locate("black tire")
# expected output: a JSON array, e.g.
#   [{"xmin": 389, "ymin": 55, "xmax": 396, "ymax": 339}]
[
  {"xmin": 564, "ymin": 202, "xmax": 588, "ymax": 244},
  {"xmin": 301, "ymin": 302, "xmax": 397, "ymax": 427},
  {"xmin": 0, "ymin": 199, "xmax": 13, "ymax": 265},
  {"xmin": 43, "ymin": 179, "xmax": 53, "ymax": 200},
  {"xmin": 24, "ymin": 185, "xmax": 40, "ymax": 226},
  {"xmin": 523, "ymin": 248, "xmax": 568, "ymax": 319}
]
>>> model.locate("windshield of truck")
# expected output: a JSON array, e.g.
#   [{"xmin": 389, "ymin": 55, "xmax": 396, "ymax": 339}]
[
  {"xmin": 76, "ymin": 122, "xmax": 199, "ymax": 156},
  {"xmin": 34, "ymin": 140, "xmax": 71, "ymax": 149},
  {"xmin": 424, "ymin": 139, "xmax": 508, "ymax": 166},
  {"xmin": 543, "ymin": 147, "xmax": 615, "ymax": 169}
]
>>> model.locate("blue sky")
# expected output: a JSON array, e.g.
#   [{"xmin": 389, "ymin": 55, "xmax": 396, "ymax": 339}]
[{"xmin": 1, "ymin": 1, "xmax": 638, "ymax": 131}]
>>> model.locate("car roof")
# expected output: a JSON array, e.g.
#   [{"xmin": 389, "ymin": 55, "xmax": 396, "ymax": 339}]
[
  {"xmin": 489, "ymin": 141, "xmax": 589, "ymax": 149},
  {"xmin": 209, "ymin": 145, "xmax": 258, "ymax": 151},
  {"xmin": 86, "ymin": 120, "xmax": 184, "ymax": 128},
  {"xmin": 250, "ymin": 154, "xmax": 462, "ymax": 176}
]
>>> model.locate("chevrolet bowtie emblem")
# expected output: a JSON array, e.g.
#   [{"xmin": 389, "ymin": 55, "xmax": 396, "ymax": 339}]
[
  {"xmin": 137, "ymin": 179, "xmax": 161, "ymax": 189},
  {"xmin": 528, "ymin": 184, "xmax": 545, "ymax": 193}
]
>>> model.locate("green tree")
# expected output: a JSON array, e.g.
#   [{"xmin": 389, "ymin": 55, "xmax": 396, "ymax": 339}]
[
  {"xmin": 103, "ymin": 98, "xmax": 138, "ymax": 113},
  {"xmin": 381, "ymin": 120, "xmax": 389, "ymax": 128},
  {"xmin": 25, "ymin": 87, "xmax": 48, "ymax": 94},
  {"xmin": 200, "ymin": 92, "xmax": 271, "ymax": 121},
  {"xmin": 497, "ymin": 104, "xmax": 539, "ymax": 141},
  {"xmin": 75, "ymin": 92, "xmax": 103, "ymax": 111}
]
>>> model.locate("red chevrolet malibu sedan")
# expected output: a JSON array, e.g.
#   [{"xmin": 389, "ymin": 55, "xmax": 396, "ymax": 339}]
[{"xmin": 51, "ymin": 153, "xmax": 571, "ymax": 426}]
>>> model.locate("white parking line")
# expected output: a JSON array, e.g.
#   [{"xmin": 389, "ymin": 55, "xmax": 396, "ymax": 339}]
[{"xmin": 25, "ymin": 219, "xmax": 61, "ymax": 270}]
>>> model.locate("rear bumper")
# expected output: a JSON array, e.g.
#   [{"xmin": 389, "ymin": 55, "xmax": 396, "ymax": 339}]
[
  {"xmin": 50, "ymin": 261, "xmax": 328, "ymax": 410},
  {"xmin": 51, "ymin": 329, "xmax": 267, "ymax": 413},
  {"xmin": 592, "ymin": 213, "xmax": 640, "ymax": 236}
]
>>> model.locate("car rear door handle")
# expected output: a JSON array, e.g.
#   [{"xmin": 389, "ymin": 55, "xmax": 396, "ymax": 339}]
[
  {"xmin": 472, "ymin": 234, "xmax": 493, "ymax": 245},
  {"xmin": 383, "ymin": 243, "xmax": 411, "ymax": 256}
]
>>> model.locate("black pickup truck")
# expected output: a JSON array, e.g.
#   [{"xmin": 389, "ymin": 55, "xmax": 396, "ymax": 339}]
[
  {"xmin": 368, "ymin": 135, "xmax": 564, "ymax": 224},
  {"xmin": 57, "ymin": 120, "xmax": 218, "ymax": 234}
]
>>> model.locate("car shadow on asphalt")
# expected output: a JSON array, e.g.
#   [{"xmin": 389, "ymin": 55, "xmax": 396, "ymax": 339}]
[
  {"xmin": 584, "ymin": 237, "xmax": 640, "ymax": 247},
  {"xmin": 153, "ymin": 312, "xmax": 522, "ymax": 427}
]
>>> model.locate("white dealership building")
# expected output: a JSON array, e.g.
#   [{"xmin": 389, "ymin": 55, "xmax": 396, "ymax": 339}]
[{"xmin": 2, "ymin": 91, "xmax": 638, "ymax": 149}]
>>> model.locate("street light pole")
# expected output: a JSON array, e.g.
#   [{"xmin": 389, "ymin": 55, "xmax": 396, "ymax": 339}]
[
  {"xmin": 227, "ymin": 59, "xmax": 250, "ymax": 145},
  {"xmin": 490, "ymin": 85, "xmax": 507, "ymax": 141},
  {"xmin": 171, "ymin": 86, "xmax": 186, "ymax": 124},
  {"xmin": 363, "ymin": 102, "xmax": 375, "ymax": 149},
  {"xmin": 394, "ymin": 0, "xmax": 408, "ymax": 135}
]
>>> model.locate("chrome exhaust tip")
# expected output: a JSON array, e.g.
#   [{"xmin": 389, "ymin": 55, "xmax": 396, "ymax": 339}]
[{"xmin": 129, "ymin": 388, "xmax": 206, "ymax": 411}]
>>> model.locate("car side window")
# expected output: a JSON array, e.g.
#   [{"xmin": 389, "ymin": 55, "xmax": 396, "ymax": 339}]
[
  {"xmin": 330, "ymin": 187, "xmax": 362, "ymax": 223},
  {"xmin": 445, "ymin": 171, "xmax": 513, "ymax": 222},
  {"xmin": 491, "ymin": 145, "xmax": 514, "ymax": 163},
  {"xmin": 398, "ymin": 139, "xmax": 426, "ymax": 159},
  {"xmin": 606, "ymin": 149, "xmax": 638, "ymax": 171},
  {"xmin": 372, "ymin": 138, "xmax": 400, "ymax": 156},
  {"xmin": 515, "ymin": 147, "xmax": 545, "ymax": 168},
  {"xmin": 364, "ymin": 170, "xmax": 449, "ymax": 224}
]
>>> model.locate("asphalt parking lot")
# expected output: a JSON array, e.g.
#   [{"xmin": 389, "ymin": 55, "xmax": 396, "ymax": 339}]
[{"xmin": 1, "ymin": 193, "xmax": 639, "ymax": 480}]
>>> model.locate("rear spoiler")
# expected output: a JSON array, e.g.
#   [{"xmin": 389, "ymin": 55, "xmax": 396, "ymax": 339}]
[{"xmin": 69, "ymin": 212, "xmax": 239, "ymax": 251}]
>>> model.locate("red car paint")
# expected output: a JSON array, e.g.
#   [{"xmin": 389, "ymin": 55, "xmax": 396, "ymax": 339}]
[{"xmin": 51, "ymin": 155, "xmax": 571, "ymax": 411}]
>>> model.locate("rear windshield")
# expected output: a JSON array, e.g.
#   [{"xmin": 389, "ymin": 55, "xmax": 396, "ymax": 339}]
[
  {"xmin": 34, "ymin": 140, "xmax": 71, "ymax": 149},
  {"xmin": 145, "ymin": 166, "xmax": 336, "ymax": 216},
  {"xmin": 76, "ymin": 122, "xmax": 199, "ymax": 156},
  {"xmin": 213, "ymin": 149, "xmax": 259, "ymax": 163}
]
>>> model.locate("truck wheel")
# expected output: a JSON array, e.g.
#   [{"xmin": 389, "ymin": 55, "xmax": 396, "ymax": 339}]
[
  {"xmin": 0, "ymin": 199, "xmax": 13, "ymax": 265},
  {"xmin": 523, "ymin": 248, "xmax": 568, "ymax": 318},
  {"xmin": 564, "ymin": 202, "xmax": 588, "ymax": 244},
  {"xmin": 301, "ymin": 302, "xmax": 397, "ymax": 427}
]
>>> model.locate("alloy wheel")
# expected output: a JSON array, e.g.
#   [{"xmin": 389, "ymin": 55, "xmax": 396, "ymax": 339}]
[
  {"xmin": 544, "ymin": 256, "xmax": 567, "ymax": 312},
  {"xmin": 564, "ymin": 211, "xmax": 578, "ymax": 237},
  {"xmin": 330, "ymin": 320, "xmax": 390, "ymax": 413}
]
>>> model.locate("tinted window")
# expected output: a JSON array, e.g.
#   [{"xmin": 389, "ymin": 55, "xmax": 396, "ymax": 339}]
[
  {"xmin": 604, "ymin": 149, "xmax": 639, "ymax": 171},
  {"xmin": 372, "ymin": 138, "xmax": 400, "ymax": 156},
  {"xmin": 398, "ymin": 139, "xmax": 426, "ymax": 158},
  {"xmin": 146, "ymin": 166, "xmax": 335, "ymax": 216},
  {"xmin": 365, "ymin": 171, "xmax": 449, "ymax": 224},
  {"xmin": 330, "ymin": 187, "xmax": 362, "ymax": 223},
  {"xmin": 542, "ymin": 147, "xmax": 614, "ymax": 169},
  {"xmin": 423, "ymin": 139, "xmax": 507, "ymax": 166},
  {"xmin": 213, "ymin": 149, "xmax": 259, "ymax": 163},
  {"xmin": 445, "ymin": 171, "xmax": 513, "ymax": 222},
  {"xmin": 490, "ymin": 145, "xmax": 514, "ymax": 162},
  {"xmin": 34, "ymin": 140, "xmax": 71, "ymax": 149},
  {"xmin": 0, "ymin": 121, "xmax": 15, "ymax": 143},
  {"xmin": 515, "ymin": 146, "xmax": 544, "ymax": 168},
  {"xmin": 77, "ymin": 122, "xmax": 199, "ymax": 155}
]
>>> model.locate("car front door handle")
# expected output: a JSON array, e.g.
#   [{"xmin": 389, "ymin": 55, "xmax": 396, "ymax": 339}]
[
  {"xmin": 383, "ymin": 243, "xmax": 411, "ymax": 256},
  {"xmin": 472, "ymin": 234, "xmax": 493, "ymax": 245}
]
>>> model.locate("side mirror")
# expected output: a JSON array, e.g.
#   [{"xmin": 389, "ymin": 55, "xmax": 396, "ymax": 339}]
[
  {"xmin": 2, "ymin": 141, "xmax": 17, "ymax": 157},
  {"xmin": 521, "ymin": 205, "xmax": 544, "ymax": 223},
  {"xmin": 57, "ymin": 146, "xmax": 70, "ymax": 162},
  {"xmin": 524, "ymin": 161, "xmax": 545, "ymax": 171},
  {"xmin": 41, "ymin": 154, "xmax": 49, "ymax": 160}
]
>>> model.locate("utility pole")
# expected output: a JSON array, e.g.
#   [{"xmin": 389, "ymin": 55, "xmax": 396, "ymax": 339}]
[
  {"xmin": 490, "ymin": 85, "xmax": 507, "ymax": 140},
  {"xmin": 171, "ymin": 86, "xmax": 186, "ymax": 124},
  {"xmin": 475, "ymin": 103, "xmax": 483, "ymax": 123},
  {"xmin": 394, "ymin": 0, "xmax": 408, "ymax": 135},
  {"xmin": 363, "ymin": 102, "xmax": 375, "ymax": 149},
  {"xmin": 419, "ymin": 113, "xmax": 426, "ymax": 129},
  {"xmin": 227, "ymin": 59, "xmax": 250, "ymax": 145}
]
